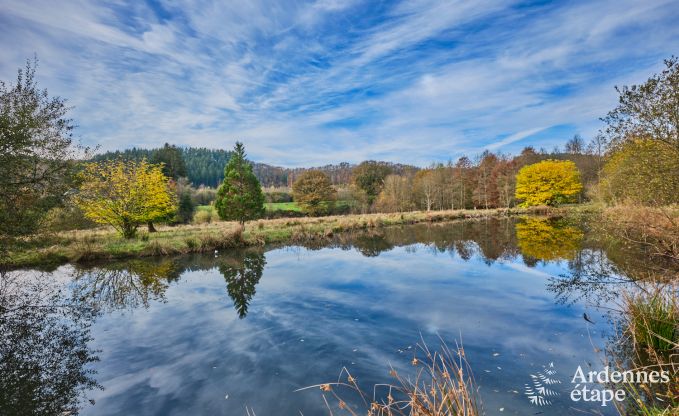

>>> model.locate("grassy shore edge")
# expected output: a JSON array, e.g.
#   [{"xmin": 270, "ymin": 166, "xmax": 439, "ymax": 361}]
[{"xmin": 2, "ymin": 205, "xmax": 596, "ymax": 270}]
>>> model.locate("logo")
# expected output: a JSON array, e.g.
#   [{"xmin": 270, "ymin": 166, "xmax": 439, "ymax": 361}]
[
  {"xmin": 524, "ymin": 363, "xmax": 672, "ymax": 407},
  {"xmin": 524, "ymin": 362, "xmax": 562, "ymax": 406}
]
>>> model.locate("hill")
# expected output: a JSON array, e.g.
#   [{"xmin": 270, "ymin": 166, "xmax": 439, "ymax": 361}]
[{"xmin": 92, "ymin": 147, "xmax": 418, "ymax": 188}]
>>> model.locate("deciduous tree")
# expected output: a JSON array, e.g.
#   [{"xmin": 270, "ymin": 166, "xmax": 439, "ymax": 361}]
[
  {"xmin": 0, "ymin": 58, "xmax": 85, "ymax": 239},
  {"xmin": 351, "ymin": 161, "xmax": 393, "ymax": 205},
  {"xmin": 515, "ymin": 160, "xmax": 583, "ymax": 206},
  {"xmin": 75, "ymin": 159, "xmax": 176, "ymax": 238},
  {"xmin": 602, "ymin": 56, "xmax": 679, "ymax": 154},
  {"xmin": 292, "ymin": 170, "xmax": 336, "ymax": 216}
]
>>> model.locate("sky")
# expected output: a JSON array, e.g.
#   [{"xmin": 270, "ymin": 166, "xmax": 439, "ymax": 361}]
[{"xmin": 1, "ymin": 0, "xmax": 677, "ymax": 167}]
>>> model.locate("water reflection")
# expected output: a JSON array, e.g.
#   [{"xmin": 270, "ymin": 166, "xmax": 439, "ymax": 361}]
[
  {"xmin": 515, "ymin": 217, "xmax": 584, "ymax": 262},
  {"xmin": 217, "ymin": 250, "xmax": 266, "ymax": 318},
  {"xmin": 0, "ymin": 271, "xmax": 100, "ymax": 415},
  {"xmin": 6, "ymin": 215, "xmax": 675, "ymax": 415},
  {"xmin": 72, "ymin": 259, "xmax": 182, "ymax": 311}
]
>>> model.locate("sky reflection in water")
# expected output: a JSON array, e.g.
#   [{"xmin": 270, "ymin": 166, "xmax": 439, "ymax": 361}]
[{"xmin": 6, "ymin": 218, "xmax": 636, "ymax": 415}]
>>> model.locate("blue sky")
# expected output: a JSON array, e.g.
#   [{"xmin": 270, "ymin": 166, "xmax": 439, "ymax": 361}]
[{"xmin": 1, "ymin": 0, "xmax": 677, "ymax": 167}]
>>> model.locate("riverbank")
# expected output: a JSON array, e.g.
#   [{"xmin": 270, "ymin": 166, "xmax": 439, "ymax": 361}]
[{"xmin": 2, "ymin": 205, "xmax": 594, "ymax": 270}]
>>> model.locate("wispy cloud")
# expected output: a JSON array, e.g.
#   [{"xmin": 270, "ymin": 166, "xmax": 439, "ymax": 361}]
[{"xmin": 1, "ymin": 0, "xmax": 677, "ymax": 166}]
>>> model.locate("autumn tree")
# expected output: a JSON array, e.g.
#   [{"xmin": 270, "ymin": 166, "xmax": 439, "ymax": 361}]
[
  {"xmin": 351, "ymin": 161, "xmax": 393, "ymax": 205},
  {"xmin": 75, "ymin": 159, "xmax": 177, "ymax": 238},
  {"xmin": 413, "ymin": 170, "xmax": 437, "ymax": 211},
  {"xmin": 292, "ymin": 170, "xmax": 336, "ymax": 216},
  {"xmin": 374, "ymin": 174, "xmax": 414, "ymax": 213},
  {"xmin": 473, "ymin": 151, "xmax": 499, "ymax": 209},
  {"xmin": 515, "ymin": 160, "xmax": 583, "ymax": 206},
  {"xmin": 215, "ymin": 142, "xmax": 265, "ymax": 224},
  {"xmin": 599, "ymin": 138, "xmax": 679, "ymax": 206},
  {"xmin": 601, "ymin": 56, "xmax": 679, "ymax": 154},
  {"xmin": 0, "ymin": 58, "xmax": 85, "ymax": 239},
  {"xmin": 452, "ymin": 156, "xmax": 473, "ymax": 209},
  {"xmin": 564, "ymin": 134, "xmax": 585, "ymax": 154}
]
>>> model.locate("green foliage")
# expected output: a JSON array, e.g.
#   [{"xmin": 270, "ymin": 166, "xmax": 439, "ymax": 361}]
[
  {"xmin": 264, "ymin": 190, "xmax": 293, "ymax": 203},
  {"xmin": 292, "ymin": 170, "xmax": 336, "ymax": 216},
  {"xmin": 626, "ymin": 291, "xmax": 677, "ymax": 352},
  {"xmin": 176, "ymin": 191, "xmax": 195, "ymax": 224},
  {"xmin": 75, "ymin": 159, "xmax": 177, "ymax": 238},
  {"xmin": 0, "ymin": 58, "xmax": 83, "ymax": 238},
  {"xmin": 150, "ymin": 143, "xmax": 187, "ymax": 179},
  {"xmin": 193, "ymin": 206, "xmax": 219, "ymax": 224},
  {"xmin": 215, "ymin": 142, "xmax": 265, "ymax": 224},
  {"xmin": 600, "ymin": 139, "xmax": 679, "ymax": 206},
  {"xmin": 218, "ymin": 250, "xmax": 266, "ymax": 318},
  {"xmin": 351, "ymin": 161, "xmax": 393, "ymax": 204},
  {"xmin": 602, "ymin": 56, "xmax": 679, "ymax": 155},
  {"xmin": 515, "ymin": 160, "xmax": 583, "ymax": 206}
]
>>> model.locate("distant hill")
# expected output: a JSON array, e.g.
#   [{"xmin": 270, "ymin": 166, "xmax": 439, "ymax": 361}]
[{"xmin": 92, "ymin": 147, "xmax": 418, "ymax": 188}]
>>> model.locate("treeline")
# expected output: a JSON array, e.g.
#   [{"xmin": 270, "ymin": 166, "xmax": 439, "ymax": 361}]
[
  {"xmin": 93, "ymin": 147, "xmax": 418, "ymax": 188},
  {"xmin": 342, "ymin": 143, "xmax": 598, "ymax": 213}
]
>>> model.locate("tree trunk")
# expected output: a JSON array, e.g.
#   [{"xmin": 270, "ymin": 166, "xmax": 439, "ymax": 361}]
[{"xmin": 147, "ymin": 222, "xmax": 157, "ymax": 233}]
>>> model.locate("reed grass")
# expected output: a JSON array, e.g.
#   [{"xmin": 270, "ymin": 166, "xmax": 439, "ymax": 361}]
[
  {"xmin": 623, "ymin": 287, "xmax": 677, "ymax": 352},
  {"xmin": 299, "ymin": 339, "xmax": 482, "ymax": 416}
]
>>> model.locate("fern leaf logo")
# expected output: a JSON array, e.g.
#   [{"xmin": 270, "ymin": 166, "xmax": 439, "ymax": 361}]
[{"xmin": 524, "ymin": 362, "xmax": 562, "ymax": 406}]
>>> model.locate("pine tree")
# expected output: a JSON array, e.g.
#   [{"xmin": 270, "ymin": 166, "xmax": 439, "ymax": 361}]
[{"xmin": 215, "ymin": 142, "xmax": 265, "ymax": 224}]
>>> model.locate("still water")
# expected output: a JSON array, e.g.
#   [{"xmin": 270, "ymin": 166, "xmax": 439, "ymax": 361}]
[{"xmin": 2, "ymin": 217, "xmax": 649, "ymax": 415}]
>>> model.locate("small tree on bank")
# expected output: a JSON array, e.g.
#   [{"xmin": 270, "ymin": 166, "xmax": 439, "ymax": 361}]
[
  {"xmin": 215, "ymin": 142, "xmax": 264, "ymax": 224},
  {"xmin": 292, "ymin": 170, "xmax": 336, "ymax": 216},
  {"xmin": 75, "ymin": 159, "xmax": 176, "ymax": 238},
  {"xmin": 515, "ymin": 160, "xmax": 582, "ymax": 207}
]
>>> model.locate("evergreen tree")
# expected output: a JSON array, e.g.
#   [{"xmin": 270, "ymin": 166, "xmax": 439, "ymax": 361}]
[
  {"xmin": 176, "ymin": 191, "xmax": 195, "ymax": 224},
  {"xmin": 215, "ymin": 142, "xmax": 265, "ymax": 224},
  {"xmin": 151, "ymin": 143, "xmax": 187, "ymax": 179}
]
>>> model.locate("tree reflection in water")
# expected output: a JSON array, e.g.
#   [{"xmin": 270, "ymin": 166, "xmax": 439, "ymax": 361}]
[
  {"xmin": 515, "ymin": 217, "xmax": 584, "ymax": 262},
  {"xmin": 72, "ymin": 259, "xmax": 182, "ymax": 311},
  {"xmin": 0, "ymin": 271, "xmax": 100, "ymax": 415},
  {"xmin": 217, "ymin": 249, "xmax": 266, "ymax": 318}
]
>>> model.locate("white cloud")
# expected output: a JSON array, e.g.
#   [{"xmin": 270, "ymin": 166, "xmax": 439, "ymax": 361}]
[{"xmin": 1, "ymin": 0, "xmax": 677, "ymax": 166}]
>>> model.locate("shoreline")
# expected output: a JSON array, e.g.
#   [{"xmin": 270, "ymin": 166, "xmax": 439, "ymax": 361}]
[{"xmin": 2, "ymin": 205, "xmax": 592, "ymax": 270}]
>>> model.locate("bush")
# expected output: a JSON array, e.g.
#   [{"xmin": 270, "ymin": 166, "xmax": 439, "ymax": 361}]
[
  {"xmin": 193, "ymin": 209, "xmax": 213, "ymax": 224},
  {"xmin": 264, "ymin": 191, "xmax": 293, "ymax": 203},
  {"xmin": 44, "ymin": 205, "xmax": 97, "ymax": 232}
]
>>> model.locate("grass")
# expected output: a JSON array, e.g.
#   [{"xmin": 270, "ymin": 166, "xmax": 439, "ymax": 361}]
[
  {"xmin": 300, "ymin": 339, "xmax": 481, "ymax": 416},
  {"xmin": 623, "ymin": 287, "xmax": 677, "ymax": 352},
  {"xmin": 1, "ymin": 206, "xmax": 561, "ymax": 269},
  {"xmin": 265, "ymin": 201, "xmax": 301, "ymax": 211}
]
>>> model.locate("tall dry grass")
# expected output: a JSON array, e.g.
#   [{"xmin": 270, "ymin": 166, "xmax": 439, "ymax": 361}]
[{"xmin": 300, "ymin": 340, "xmax": 482, "ymax": 416}]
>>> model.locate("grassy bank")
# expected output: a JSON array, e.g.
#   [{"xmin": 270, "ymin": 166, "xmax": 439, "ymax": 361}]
[{"xmin": 2, "ymin": 206, "xmax": 575, "ymax": 270}]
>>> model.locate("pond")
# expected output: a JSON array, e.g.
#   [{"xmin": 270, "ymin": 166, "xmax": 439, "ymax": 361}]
[{"xmin": 0, "ymin": 217, "xmax": 659, "ymax": 415}]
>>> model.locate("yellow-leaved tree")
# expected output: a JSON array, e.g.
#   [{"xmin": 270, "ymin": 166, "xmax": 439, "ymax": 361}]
[
  {"xmin": 75, "ymin": 159, "xmax": 176, "ymax": 238},
  {"xmin": 515, "ymin": 160, "xmax": 582, "ymax": 207}
]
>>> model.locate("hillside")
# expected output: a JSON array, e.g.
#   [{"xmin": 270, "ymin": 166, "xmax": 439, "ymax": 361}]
[{"xmin": 92, "ymin": 147, "xmax": 419, "ymax": 188}]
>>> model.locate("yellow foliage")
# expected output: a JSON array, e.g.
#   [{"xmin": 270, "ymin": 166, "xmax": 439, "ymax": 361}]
[
  {"xmin": 75, "ymin": 159, "xmax": 176, "ymax": 238},
  {"xmin": 599, "ymin": 138, "xmax": 679, "ymax": 206},
  {"xmin": 515, "ymin": 160, "xmax": 582, "ymax": 207},
  {"xmin": 516, "ymin": 218, "xmax": 584, "ymax": 261}
]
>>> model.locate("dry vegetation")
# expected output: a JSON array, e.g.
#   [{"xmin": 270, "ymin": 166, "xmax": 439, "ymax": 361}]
[
  {"xmin": 2, "ymin": 206, "xmax": 560, "ymax": 269},
  {"xmin": 300, "ymin": 340, "xmax": 481, "ymax": 416}
]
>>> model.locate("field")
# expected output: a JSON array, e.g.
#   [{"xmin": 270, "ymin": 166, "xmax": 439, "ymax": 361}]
[{"xmin": 265, "ymin": 202, "xmax": 301, "ymax": 211}]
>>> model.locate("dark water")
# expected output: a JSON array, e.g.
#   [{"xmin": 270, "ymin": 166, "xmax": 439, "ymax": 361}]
[{"xmin": 1, "ymin": 217, "xmax": 656, "ymax": 415}]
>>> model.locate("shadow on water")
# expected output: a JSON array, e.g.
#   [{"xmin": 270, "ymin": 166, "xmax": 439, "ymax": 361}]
[{"xmin": 3, "ymin": 215, "xmax": 675, "ymax": 414}]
